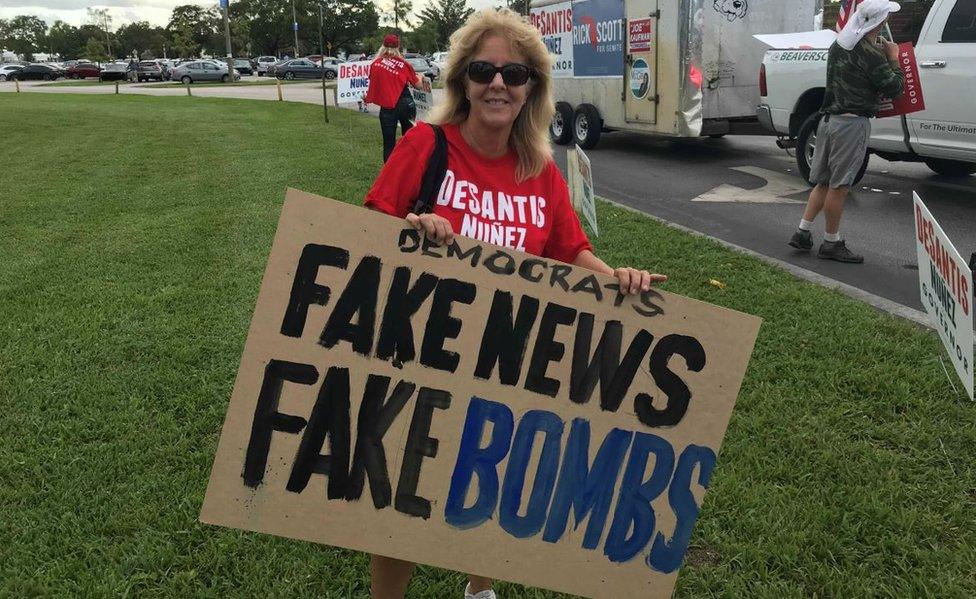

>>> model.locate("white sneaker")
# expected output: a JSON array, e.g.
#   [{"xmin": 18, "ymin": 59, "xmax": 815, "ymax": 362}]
[{"xmin": 464, "ymin": 583, "xmax": 497, "ymax": 599}]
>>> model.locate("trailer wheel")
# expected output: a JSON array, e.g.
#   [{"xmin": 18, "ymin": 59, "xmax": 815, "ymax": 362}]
[
  {"xmin": 573, "ymin": 104, "xmax": 602, "ymax": 149},
  {"xmin": 550, "ymin": 102, "xmax": 574, "ymax": 145},
  {"xmin": 796, "ymin": 113, "xmax": 869, "ymax": 186}
]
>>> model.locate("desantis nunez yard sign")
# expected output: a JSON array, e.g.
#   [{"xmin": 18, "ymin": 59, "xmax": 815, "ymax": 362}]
[{"xmin": 200, "ymin": 189, "xmax": 761, "ymax": 598}]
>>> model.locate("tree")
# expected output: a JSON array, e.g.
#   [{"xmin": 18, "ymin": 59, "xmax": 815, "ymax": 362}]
[
  {"xmin": 405, "ymin": 20, "xmax": 439, "ymax": 53},
  {"xmin": 506, "ymin": 0, "xmax": 529, "ymax": 17},
  {"xmin": 382, "ymin": 0, "xmax": 415, "ymax": 32},
  {"xmin": 87, "ymin": 8, "xmax": 114, "ymax": 57},
  {"xmin": 419, "ymin": 0, "xmax": 473, "ymax": 49},
  {"xmin": 117, "ymin": 21, "xmax": 167, "ymax": 59},
  {"xmin": 84, "ymin": 36, "xmax": 110, "ymax": 63},
  {"xmin": 47, "ymin": 20, "xmax": 86, "ymax": 59},
  {"xmin": 0, "ymin": 18, "xmax": 11, "ymax": 50},
  {"xmin": 5, "ymin": 15, "xmax": 47, "ymax": 60},
  {"xmin": 169, "ymin": 23, "xmax": 199, "ymax": 58},
  {"xmin": 167, "ymin": 5, "xmax": 219, "ymax": 55}
]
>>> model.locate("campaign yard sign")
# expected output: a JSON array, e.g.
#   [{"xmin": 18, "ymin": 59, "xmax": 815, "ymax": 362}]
[
  {"xmin": 530, "ymin": 1, "xmax": 574, "ymax": 78},
  {"xmin": 200, "ymin": 189, "xmax": 761, "ymax": 598},
  {"xmin": 337, "ymin": 60, "xmax": 371, "ymax": 103},
  {"xmin": 410, "ymin": 88, "xmax": 432, "ymax": 119},
  {"xmin": 913, "ymin": 192, "xmax": 974, "ymax": 399},
  {"xmin": 569, "ymin": 145, "xmax": 598, "ymax": 236},
  {"xmin": 877, "ymin": 43, "xmax": 925, "ymax": 119}
]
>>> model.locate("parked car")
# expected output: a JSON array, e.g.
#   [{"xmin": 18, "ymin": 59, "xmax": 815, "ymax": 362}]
[
  {"xmin": 169, "ymin": 60, "xmax": 241, "ymax": 84},
  {"xmin": 0, "ymin": 64, "xmax": 24, "ymax": 81},
  {"xmin": 759, "ymin": 0, "xmax": 976, "ymax": 179},
  {"xmin": 66, "ymin": 63, "xmax": 101, "ymax": 79},
  {"xmin": 99, "ymin": 62, "xmax": 136, "ymax": 82},
  {"xmin": 254, "ymin": 55, "xmax": 278, "ymax": 76},
  {"xmin": 269, "ymin": 58, "xmax": 337, "ymax": 80},
  {"xmin": 407, "ymin": 56, "xmax": 437, "ymax": 80},
  {"xmin": 233, "ymin": 58, "xmax": 253, "ymax": 76},
  {"xmin": 9, "ymin": 63, "xmax": 64, "ymax": 81},
  {"xmin": 136, "ymin": 60, "xmax": 167, "ymax": 82}
]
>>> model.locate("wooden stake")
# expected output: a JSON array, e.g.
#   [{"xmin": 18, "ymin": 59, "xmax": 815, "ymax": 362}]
[{"xmin": 276, "ymin": 78, "xmax": 283, "ymax": 102}]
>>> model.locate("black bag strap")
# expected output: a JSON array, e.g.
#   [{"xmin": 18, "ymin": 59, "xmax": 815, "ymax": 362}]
[{"xmin": 411, "ymin": 124, "xmax": 448, "ymax": 215}]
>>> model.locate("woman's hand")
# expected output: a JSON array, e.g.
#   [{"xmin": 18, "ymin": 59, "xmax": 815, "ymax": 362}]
[
  {"xmin": 406, "ymin": 212, "xmax": 454, "ymax": 245},
  {"xmin": 614, "ymin": 267, "xmax": 668, "ymax": 295}
]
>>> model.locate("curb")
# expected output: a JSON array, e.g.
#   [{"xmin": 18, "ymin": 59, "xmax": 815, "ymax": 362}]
[{"xmin": 599, "ymin": 197, "xmax": 934, "ymax": 331}]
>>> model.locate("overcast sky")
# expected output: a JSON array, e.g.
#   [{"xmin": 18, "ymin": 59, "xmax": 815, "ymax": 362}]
[{"xmin": 0, "ymin": 1, "xmax": 501, "ymax": 28}]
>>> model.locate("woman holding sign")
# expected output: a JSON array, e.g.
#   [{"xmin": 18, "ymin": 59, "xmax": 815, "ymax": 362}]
[
  {"xmin": 365, "ymin": 34, "xmax": 432, "ymax": 162},
  {"xmin": 364, "ymin": 9, "xmax": 666, "ymax": 599}
]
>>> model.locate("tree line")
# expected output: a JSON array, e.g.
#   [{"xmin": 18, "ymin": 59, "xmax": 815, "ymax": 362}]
[{"xmin": 0, "ymin": 0, "xmax": 528, "ymax": 62}]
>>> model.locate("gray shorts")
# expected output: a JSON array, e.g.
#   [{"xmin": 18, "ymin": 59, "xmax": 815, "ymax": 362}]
[{"xmin": 809, "ymin": 114, "xmax": 870, "ymax": 188}]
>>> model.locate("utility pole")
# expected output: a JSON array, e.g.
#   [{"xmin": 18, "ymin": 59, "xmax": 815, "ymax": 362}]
[
  {"xmin": 319, "ymin": 3, "xmax": 329, "ymax": 123},
  {"xmin": 221, "ymin": 0, "xmax": 235, "ymax": 81},
  {"xmin": 293, "ymin": 0, "xmax": 300, "ymax": 57}
]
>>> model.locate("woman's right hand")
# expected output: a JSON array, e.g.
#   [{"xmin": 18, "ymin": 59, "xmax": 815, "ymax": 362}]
[{"xmin": 406, "ymin": 212, "xmax": 454, "ymax": 245}]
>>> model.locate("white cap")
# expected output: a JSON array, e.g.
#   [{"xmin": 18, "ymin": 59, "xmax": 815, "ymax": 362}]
[{"xmin": 837, "ymin": 0, "xmax": 901, "ymax": 50}]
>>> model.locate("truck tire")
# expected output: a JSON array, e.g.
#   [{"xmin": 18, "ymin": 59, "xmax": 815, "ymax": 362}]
[
  {"xmin": 550, "ymin": 102, "xmax": 574, "ymax": 145},
  {"xmin": 924, "ymin": 158, "xmax": 976, "ymax": 178},
  {"xmin": 796, "ymin": 112, "xmax": 869, "ymax": 186},
  {"xmin": 573, "ymin": 104, "xmax": 602, "ymax": 149}
]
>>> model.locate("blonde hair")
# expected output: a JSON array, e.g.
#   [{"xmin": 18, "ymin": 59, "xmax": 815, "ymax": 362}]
[
  {"xmin": 429, "ymin": 8, "xmax": 554, "ymax": 182},
  {"xmin": 374, "ymin": 46, "xmax": 403, "ymax": 60}
]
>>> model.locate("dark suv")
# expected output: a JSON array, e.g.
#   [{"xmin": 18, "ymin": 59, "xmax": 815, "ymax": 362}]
[{"xmin": 136, "ymin": 60, "xmax": 168, "ymax": 82}]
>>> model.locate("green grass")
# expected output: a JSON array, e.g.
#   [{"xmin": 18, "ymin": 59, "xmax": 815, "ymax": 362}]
[
  {"xmin": 143, "ymin": 78, "xmax": 328, "ymax": 88},
  {"xmin": 38, "ymin": 79, "xmax": 133, "ymax": 87},
  {"xmin": 1, "ymin": 93, "xmax": 974, "ymax": 598}
]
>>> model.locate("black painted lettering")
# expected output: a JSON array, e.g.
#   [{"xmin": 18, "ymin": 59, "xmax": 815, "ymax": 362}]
[
  {"xmin": 635, "ymin": 335, "xmax": 706, "ymax": 427},
  {"xmin": 286, "ymin": 366, "xmax": 352, "ymax": 498},
  {"xmin": 420, "ymin": 278, "xmax": 477, "ymax": 372},
  {"xmin": 549, "ymin": 265, "xmax": 572, "ymax": 291},
  {"xmin": 375, "ymin": 267, "xmax": 438, "ymax": 367},
  {"xmin": 446, "ymin": 239, "xmax": 482, "ymax": 267},
  {"xmin": 348, "ymin": 375, "xmax": 416, "ymax": 508},
  {"xmin": 243, "ymin": 360, "xmax": 318, "ymax": 488},
  {"xmin": 570, "ymin": 314, "xmax": 653, "ymax": 411},
  {"xmin": 570, "ymin": 274, "xmax": 603, "ymax": 302},
  {"xmin": 518, "ymin": 258, "xmax": 547, "ymax": 283},
  {"xmin": 633, "ymin": 289, "xmax": 665, "ymax": 317},
  {"xmin": 280, "ymin": 244, "xmax": 349, "ymax": 338},
  {"xmin": 524, "ymin": 302, "xmax": 577, "ymax": 397},
  {"xmin": 483, "ymin": 249, "xmax": 517, "ymax": 275},
  {"xmin": 474, "ymin": 291, "xmax": 540, "ymax": 385},
  {"xmin": 395, "ymin": 387, "xmax": 451, "ymax": 518},
  {"xmin": 319, "ymin": 256, "xmax": 381, "ymax": 355},
  {"xmin": 421, "ymin": 235, "xmax": 443, "ymax": 258},
  {"xmin": 399, "ymin": 228, "xmax": 421, "ymax": 253}
]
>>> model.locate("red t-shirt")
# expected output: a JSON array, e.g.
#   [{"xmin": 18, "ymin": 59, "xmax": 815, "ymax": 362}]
[
  {"xmin": 364, "ymin": 56, "xmax": 417, "ymax": 109},
  {"xmin": 365, "ymin": 122, "xmax": 592, "ymax": 264}
]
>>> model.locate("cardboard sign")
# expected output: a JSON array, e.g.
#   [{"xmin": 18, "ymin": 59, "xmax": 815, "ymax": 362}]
[
  {"xmin": 200, "ymin": 189, "xmax": 761, "ymax": 598},
  {"xmin": 337, "ymin": 60, "xmax": 371, "ymax": 103},
  {"xmin": 530, "ymin": 1, "xmax": 574, "ymax": 78},
  {"xmin": 913, "ymin": 192, "xmax": 974, "ymax": 399},
  {"xmin": 410, "ymin": 87, "xmax": 432, "ymax": 119},
  {"xmin": 569, "ymin": 145, "xmax": 599, "ymax": 236},
  {"xmin": 629, "ymin": 18, "xmax": 653, "ymax": 52},
  {"xmin": 877, "ymin": 43, "xmax": 925, "ymax": 118}
]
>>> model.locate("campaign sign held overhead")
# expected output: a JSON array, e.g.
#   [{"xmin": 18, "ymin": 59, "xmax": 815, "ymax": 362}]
[{"xmin": 200, "ymin": 189, "xmax": 762, "ymax": 598}]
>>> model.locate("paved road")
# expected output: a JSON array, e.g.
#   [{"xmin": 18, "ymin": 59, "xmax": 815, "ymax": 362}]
[
  {"xmin": 5, "ymin": 77, "xmax": 973, "ymax": 311},
  {"xmin": 552, "ymin": 132, "xmax": 976, "ymax": 312}
]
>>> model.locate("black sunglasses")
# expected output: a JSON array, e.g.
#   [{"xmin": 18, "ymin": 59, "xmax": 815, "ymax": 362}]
[{"xmin": 466, "ymin": 61, "xmax": 534, "ymax": 86}]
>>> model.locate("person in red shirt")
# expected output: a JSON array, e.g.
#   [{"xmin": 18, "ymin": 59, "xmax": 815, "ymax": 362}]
[
  {"xmin": 364, "ymin": 34, "xmax": 432, "ymax": 161},
  {"xmin": 365, "ymin": 9, "xmax": 666, "ymax": 599}
]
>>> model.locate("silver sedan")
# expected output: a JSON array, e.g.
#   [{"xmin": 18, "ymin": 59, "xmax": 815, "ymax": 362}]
[{"xmin": 168, "ymin": 61, "xmax": 241, "ymax": 84}]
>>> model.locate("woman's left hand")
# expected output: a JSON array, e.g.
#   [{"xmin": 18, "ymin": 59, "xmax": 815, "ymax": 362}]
[{"xmin": 614, "ymin": 267, "xmax": 668, "ymax": 295}]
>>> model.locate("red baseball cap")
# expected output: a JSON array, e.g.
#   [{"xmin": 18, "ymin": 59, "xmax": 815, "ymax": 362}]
[{"xmin": 383, "ymin": 34, "xmax": 399, "ymax": 48}]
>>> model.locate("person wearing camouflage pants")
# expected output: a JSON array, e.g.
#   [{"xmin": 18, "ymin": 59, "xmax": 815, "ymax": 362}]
[{"xmin": 789, "ymin": 0, "xmax": 905, "ymax": 263}]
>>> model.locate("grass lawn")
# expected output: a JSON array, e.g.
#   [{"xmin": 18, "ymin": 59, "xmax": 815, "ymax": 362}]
[
  {"xmin": 1, "ymin": 93, "xmax": 974, "ymax": 598},
  {"xmin": 143, "ymin": 78, "xmax": 328, "ymax": 88},
  {"xmin": 38, "ymin": 79, "xmax": 134, "ymax": 87}
]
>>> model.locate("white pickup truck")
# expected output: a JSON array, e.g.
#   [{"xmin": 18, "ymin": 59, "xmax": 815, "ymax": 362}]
[{"xmin": 757, "ymin": 0, "xmax": 976, "ymax": 182}]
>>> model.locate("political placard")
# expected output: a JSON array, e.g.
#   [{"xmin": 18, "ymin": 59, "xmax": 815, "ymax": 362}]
[
  {"xmin": 410, "ymin": 87, "xmax": 432, "ymax": 119},
  {"xmin": 914, "ymin": 192, "xmax": 974, "ymax": 399},
  {"xmin": 877, "ymin": 43, "xmax": 925, "ymax": 119},
  {"xmin": 570, "ymin": 145, "xmax": 598, "ymax": 236},
  {"xmin": 201, "ymin": 189, "xmax": 761, "ymax": 599},
  {"xmin": 337, "ymin": 60, "xmax": 371, "ymax": 103},
  {"xmin": 572, "ymin": 0, "xmax": 625, "ymax": 77},
  {"xmin": 530, "ymin": 1, "xmax": 574, "ymax": 78}
]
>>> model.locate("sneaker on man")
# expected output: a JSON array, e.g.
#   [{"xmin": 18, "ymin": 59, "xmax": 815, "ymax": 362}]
[
  {"xmin": 788, "ymin": 229, "xmax": 813, "ymax": 250},
  {"xmin": 818, "ymin": 240, "xmax": 864, "ymax": 263},
  {"xmin": 464, "ymin": 583, "xmax": 497, "ymax": 599}
]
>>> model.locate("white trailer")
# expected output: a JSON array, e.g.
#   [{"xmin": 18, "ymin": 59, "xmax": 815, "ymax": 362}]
[{"xmin": 530, "ymin": 0, "xmax": 814, "ymax": 148}]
